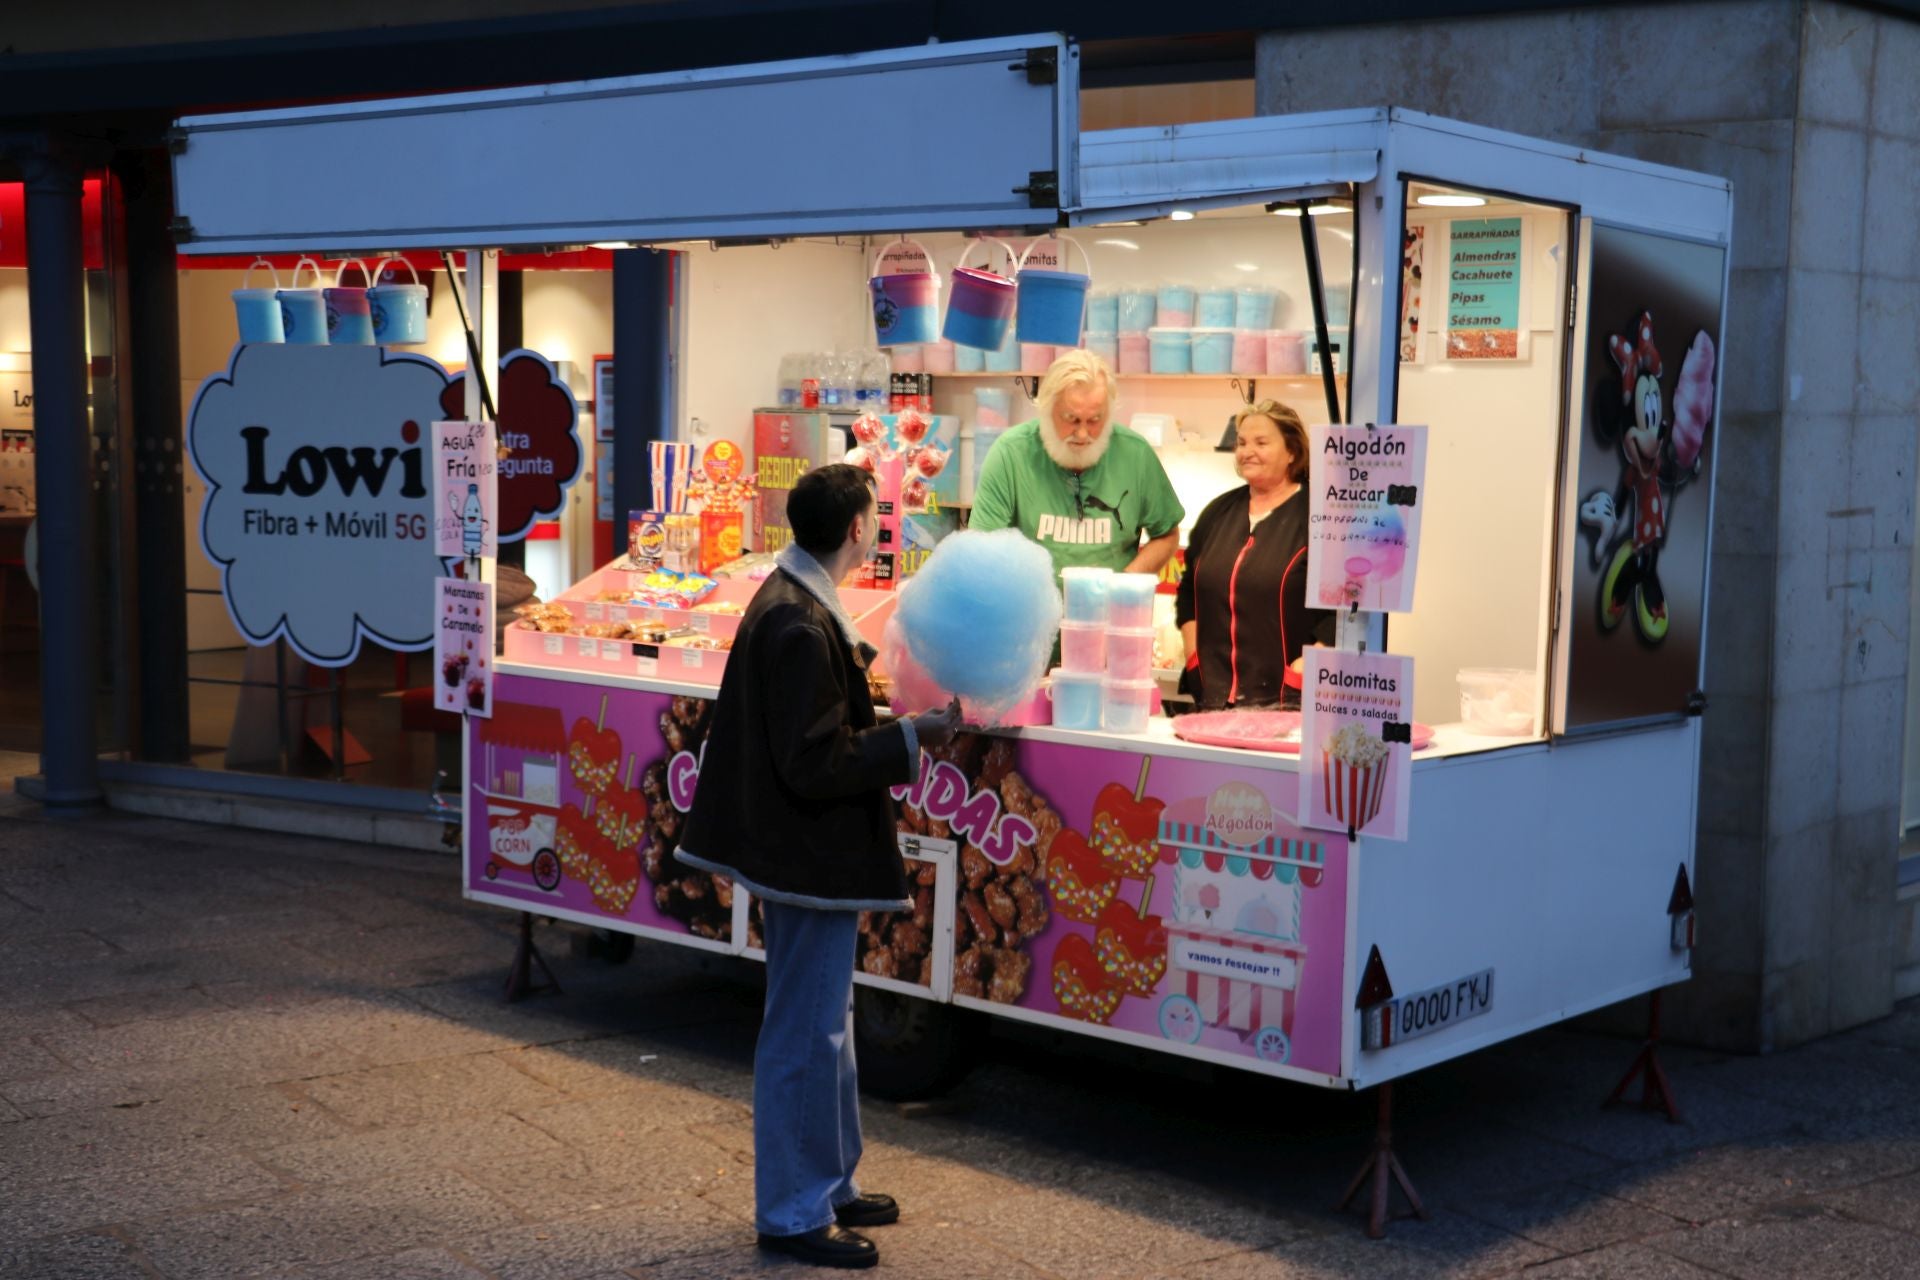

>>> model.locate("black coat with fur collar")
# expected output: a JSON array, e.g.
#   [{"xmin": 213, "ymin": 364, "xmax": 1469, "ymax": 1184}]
[{"xmin": 676, "ymin": 569, "xmax": 913, "ymax": 910}]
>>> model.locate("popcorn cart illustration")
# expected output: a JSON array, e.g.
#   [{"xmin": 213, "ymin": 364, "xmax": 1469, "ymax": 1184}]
[
  {"xmin": 472, "ymin": 701, "xmax": 568, "ymax": 892},
  {"xmin": 1153, "ymin": 819, "xmax": 1323, "ymax": 1065}
]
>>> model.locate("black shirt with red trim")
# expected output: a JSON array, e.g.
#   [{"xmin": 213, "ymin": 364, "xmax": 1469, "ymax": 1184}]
[{"xmin": 1175, "ymin": 485, "xmax": 1336, "ymax": 710}]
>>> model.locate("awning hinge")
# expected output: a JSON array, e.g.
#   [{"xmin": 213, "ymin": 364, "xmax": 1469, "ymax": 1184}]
[
  {"xmin": 1013, "ymin": 170, "xmax": 1059, "ymax": 209},
  {"xmin": 164, "ymin": 127, "xmax": 189, "ymax": 156},
  {"xmin": 168, "ymin": 216, "xmax": 194, "ymax": 243},
  {"xmin": 1009, "ymin": 47, "xmax": 1058, "ymax": 85}
]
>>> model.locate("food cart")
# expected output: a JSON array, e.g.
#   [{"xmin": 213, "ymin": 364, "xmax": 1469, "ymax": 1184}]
[{"xmin": 170, "ymin": 34, "xmax": 1730, "ymax": 1233}]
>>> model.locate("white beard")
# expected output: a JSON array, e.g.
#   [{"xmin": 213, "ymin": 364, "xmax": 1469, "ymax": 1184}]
[{"xmin": 1039, "ymin": 417, "xmax": 1114, "ymax": 472}]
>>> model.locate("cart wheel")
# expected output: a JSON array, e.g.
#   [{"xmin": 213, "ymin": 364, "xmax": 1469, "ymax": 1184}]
[
  {"xmin": 1157, "ymin": 994, "xmax": 1204, "ymax": 1043},
  {"xmin": 485, "ymin": 860, "xmax": 500, "ymax": 881},
  {"xmin": 1253, "ymin": 1025, "xmax": 1291, "ymax": 1063},
  {"xmin": 853, "ymin": 987, "xmax": 978, "ymax": 1100},
  {"xmin": 532, "ymin": 848, "xmax": 563, "ymax": 892}
]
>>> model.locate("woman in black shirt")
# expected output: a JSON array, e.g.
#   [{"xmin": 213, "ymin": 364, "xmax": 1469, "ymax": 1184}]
[{"xmin": 1176, "ymin": 401, "xmax": 1334, "ymax": 709}]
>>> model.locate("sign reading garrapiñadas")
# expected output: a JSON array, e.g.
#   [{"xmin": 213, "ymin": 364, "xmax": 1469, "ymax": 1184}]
[{"xmin": 189, "ymin": 342, "xmax": 453, "ymax": 666}]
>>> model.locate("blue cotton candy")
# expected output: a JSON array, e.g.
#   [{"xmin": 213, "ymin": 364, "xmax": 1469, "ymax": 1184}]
[{"xmin": 895, "ymin": 529, "xmax": 1062, "ymax": 722}]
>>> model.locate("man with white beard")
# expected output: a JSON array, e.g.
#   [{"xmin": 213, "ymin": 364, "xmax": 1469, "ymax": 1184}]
[{"xmin": 969, "ymin": 348, "xmax": 1184, "ymax": 580}]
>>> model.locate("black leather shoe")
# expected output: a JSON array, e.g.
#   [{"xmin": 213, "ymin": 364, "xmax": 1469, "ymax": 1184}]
[
  {"xmin": 833, "ymin": 1192, "xmax": 900, "ymax": 1227},
  {"xmin": 756, "ymin": 1225, "xmax": 878, "ymax": 1269}
]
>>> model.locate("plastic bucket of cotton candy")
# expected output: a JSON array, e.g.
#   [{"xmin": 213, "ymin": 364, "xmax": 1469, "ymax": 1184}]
[{"xmin": 893, "ymin": 528, "xmax": 1063, "ymax": 724}]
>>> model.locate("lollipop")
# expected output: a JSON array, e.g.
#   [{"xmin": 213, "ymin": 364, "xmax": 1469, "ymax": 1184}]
[
  {"xmin": 845, "ymin": 445, "xmax": 876, "ymax": 473},
  {"xmin": 850, "ymin": 412, "xmax": 886, "ymax": 447},
  {"xmin": 894, "ymin": 408, "xmax": 930, "ymax": 444},
  {"xmin": 1091, "ymin": 758, "xmax": 1164, "ymax": 876},
  {"xmin": 568, "ymin": 694, "xmax": 620, "ymax": 795},
  {"xmin": 1093, "ymin": 879, "xmax": 1168, "ymax": 996},
  {"xmin": 1045, "ymin": 829, "xmax": 1120, "ymax": 922},
  {"xmin": 1051, "ymin": 933, "xmax": 1123, "ymax": 1024},
  {"xmin": 901, "ymin": 477, "xmax": 930, "ymax": 511},
  {"xmin": 913, "ymin": 443, "xmax": 950, "ymax": 478}
]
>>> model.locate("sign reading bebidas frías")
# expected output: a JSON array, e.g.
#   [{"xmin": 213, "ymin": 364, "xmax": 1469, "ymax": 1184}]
[{"xmin": 189, "ymin": 343, "xmax": 453, "ymax": 666}]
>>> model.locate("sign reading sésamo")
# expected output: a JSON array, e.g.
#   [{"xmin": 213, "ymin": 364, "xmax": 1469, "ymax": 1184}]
[{"xmin": 189, "ymin": 342, "xmax": 454, "ymax": 666}]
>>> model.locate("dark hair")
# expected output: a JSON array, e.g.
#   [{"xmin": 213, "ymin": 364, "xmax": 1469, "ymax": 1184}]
[
  {"xmin": 1235, "ymin": 400, "xmax": 1311, "ymax": 485},
  {"xmin": 786, "ymin": 463, "xmax": 877, "ymax": 556}
]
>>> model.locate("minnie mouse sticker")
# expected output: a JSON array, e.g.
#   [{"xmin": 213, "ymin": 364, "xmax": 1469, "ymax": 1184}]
[
  {"xmin": 1578, "ymin": 313, "xmax": 1715, "ymax": 643},
  {"xmin": 1562, "ymin": 224, "xmax": 1725, "ymax": 731}
]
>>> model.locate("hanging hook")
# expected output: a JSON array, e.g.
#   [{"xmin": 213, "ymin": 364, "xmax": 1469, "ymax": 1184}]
[{"xmin": 1230, "ymin": 378, "xmax": 1258, "ymax": 406}]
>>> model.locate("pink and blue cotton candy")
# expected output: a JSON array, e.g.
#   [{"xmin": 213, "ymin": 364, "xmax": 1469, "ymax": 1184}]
[{"xmin": 891, "ymin": 529, "xmax": 1062, "ymax": 722}]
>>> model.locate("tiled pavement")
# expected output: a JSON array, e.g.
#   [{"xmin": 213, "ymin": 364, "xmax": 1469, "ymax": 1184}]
[{"xmin": 2, "ymin": 783, "xmax": 1918, "ymax": 1278}]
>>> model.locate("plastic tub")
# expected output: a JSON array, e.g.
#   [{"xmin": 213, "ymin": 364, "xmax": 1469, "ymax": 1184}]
[
  {"xmin": 921, "ymin": 338, "xmax": 956, "ymax": 374},
  {"xmin": 1102, "ymin": 677, "xmax": 1157, "ymax": 735},
  {"xmin": 1156, "ymin": 284, "xmax": 1196, "ymax": 328},
  {"xmin": 953, "ymin": 341, "xmax": 985, "ymax": 373},
  {"xmin": 1196, "ymin": 288, "xmax": 1236, "ymax": 328},
  {"xmin": 1148, "ymin": 327, "xmax": 1191, "ymax": 374},
  {"xmin": 1086, "ymin": 292, "xmax": 1120, "ymax": 334},
  {"xmin": 1084, "ymin": 333, "xmax": 1118, "ymax": 368},
  {"xmin": 1232, "ymin": 330, "xmax": 1267, "ymax": 375},
  {"xmin": 1457, "ymin": 668, "xmax": 1538, "ymax": 736},
  {"xmin": 1059, "ymin": 620, "xmax": 1108, "ymax": 673},
  {"xmin": 943, "ymin": 240, "xmax": 1017, "ymax": 351},
  {"xmin": 1105, "ymin": 626, "xmax": 1155, "ymax": 680},
  {"xmin": 323, "ymin": 259, "xmax": 373, "ymax": 345},
  {"xmin": 1021, "ymin": 342, "xmax": 1055, "ymax": 375},
  {"xmin": 1116, "ymin": 331, "xmax": 1151, "ymax": 374},
  {"xmin": 1051, "ymin": 669, "xmax": 1105, "ymax": 730},
  {"xmin": 891, "ymin": 344, "xmax": 925, "ymax": 374},
  {"xmin": 1189, "ymin": 327, "xmax": 1232, "ymax": 374},
  {"xmin": 1118, "ymin": 291, "xmax": 1157, "ymax": 331},
  {"xmin": 1107, "ymin": 572, "xmax": 1157, "ymax": 629},
  {"xmin": 1015, "ymin": 239, "xmax": 1091, "ymax": 347},
  {"xmin": 367, "ymin": 258, "xmax": 429, "ymax": 345},
  {"xmin": 871, "ymin": 273, "xmax": 940, "ymax": 346},
  {"xmin": 973, "ymin": 386, "xmax": 1011, "ymax": 428},
  {"xmin": 232, "ymin": 260, "xmax": 285, "ymax": 343},
  {"xmin": 276, "ymin": 257, "xmax": 329, "ymax": 346},
  {"xmin": 984, "ymin": 325, "xmax": 1020, "ymax": 373},
  {"xmin": 1235, "ymin": 287, "xmax": 1279, "ymax": 330},
  {"xmin": 1060, "ymin": 566, "xmax": 1112, "ymax": 624},
  {"xmin": 1267, "ymin": 330, "xmax": 1307, "ymax": 374}
]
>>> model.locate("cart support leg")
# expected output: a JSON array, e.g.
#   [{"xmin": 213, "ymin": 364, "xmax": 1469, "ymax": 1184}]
[
  {"xmin": 1336, "ymin": 1082, "xmax": 1428, "ymax": 1238},
  {"xmin": 505, "ymin": 911, "xmax": 562, "ymax": 1003},
  {"xmin": 1603, "ymin": 989, "xmax": 1682, "ymax": 1123}
]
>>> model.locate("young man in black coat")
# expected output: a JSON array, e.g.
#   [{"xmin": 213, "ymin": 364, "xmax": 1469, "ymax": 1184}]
[{"xmin": 678, "ymin": 463, "xmax": 959, "ymax": 1270}]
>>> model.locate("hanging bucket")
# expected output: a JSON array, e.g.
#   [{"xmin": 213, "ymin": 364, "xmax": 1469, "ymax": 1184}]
[
  {"xmin": 942, "ymin": 239, "xmax": 1017, "ymax": 351},
  {"xmin": 276, "ymin": 258, "xmax": 329, "ymax": 346},
  {"xmin": 324, "ymin": 259, "xmax": 374, "ymax": 346},
  {"xmin": 868, "ymin": 238, "xmax": 939, "ymax": 348},
  {"xmin": 367, "ymin": 258, "xmax": 430, "ymax": 345},
  {"xmin": 232, "ymin": 260, "xmax": 285, "ymax": 344},
  {"xmin": 1015, "ymin": 237, "xmax": 1092, "ymax": 348}
]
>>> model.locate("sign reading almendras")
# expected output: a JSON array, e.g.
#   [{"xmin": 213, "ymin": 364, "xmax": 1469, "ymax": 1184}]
[{"xmin": 189, "ymin": 343, "xmax": 454, "ymax": 666}]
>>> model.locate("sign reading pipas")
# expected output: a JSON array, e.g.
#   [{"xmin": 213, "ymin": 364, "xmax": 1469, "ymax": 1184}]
[
  {"xmin": 1300, "ymin": 649, "xmax": 1414, "ymax": 842},
  {"xmin": 1306, "ymin": 424, "xmax": 1427, "ymax": 614}
]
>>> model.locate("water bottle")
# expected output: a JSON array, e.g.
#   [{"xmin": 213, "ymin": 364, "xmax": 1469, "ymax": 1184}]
[
  {"xmin": 777, "ymin": 353, "xmax": 802, "ymax": 407},
  {"xmin": 859, "ymin": 350, "xmax": 890, "ymax": 412}
]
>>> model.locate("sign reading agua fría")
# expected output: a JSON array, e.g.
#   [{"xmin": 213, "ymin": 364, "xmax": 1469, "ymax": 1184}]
[
  {"xmin": 1306, "ymin": 424, "xmax": 1427, "ymax": 614},
  {"xmin": 189, "ymin": 342, "xmax": 452, "ymax": 665},
  {"xmin": 433, "ymin": 421, "xmax": 497, "ymax": 560},
  {"xmin": 1300, "ymin": 649, "xmax": 1415, "ymax": 842}
]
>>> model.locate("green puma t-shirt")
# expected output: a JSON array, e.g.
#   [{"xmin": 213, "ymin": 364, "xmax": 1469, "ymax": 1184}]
[{"xmin": 969, "ymin": 420, "xmax": 1185, "ymax": 576}]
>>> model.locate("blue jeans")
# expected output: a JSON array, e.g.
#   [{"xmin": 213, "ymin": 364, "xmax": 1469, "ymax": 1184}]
[{"xmin": 754, "ymin": 899, "xmax": 863, "ymax": 1236}]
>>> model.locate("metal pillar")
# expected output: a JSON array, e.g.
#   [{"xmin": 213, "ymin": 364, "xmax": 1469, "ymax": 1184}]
[
  {"xmin": 19, "ymin": 137, "xmax": 101, "ymax": 807},
  {"xmin": 611, "ymin": 248, "xmax": 674, "ymax": 558},
  {"xmin": 118, "ymin": 147, "xmax": 190, "ymax": 763}
]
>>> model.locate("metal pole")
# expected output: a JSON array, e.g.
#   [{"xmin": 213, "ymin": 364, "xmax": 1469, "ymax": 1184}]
[
  {"xmin": 20, "ymin": 137, "xmax": 101, "ymax": 807},
  {"xmin": 1296, "ymin": 201, "xmax": 1344, "ymax": 426},
  {"xmin": 611, "ymin": 249, "xmax": 674, "ymax": 559}
]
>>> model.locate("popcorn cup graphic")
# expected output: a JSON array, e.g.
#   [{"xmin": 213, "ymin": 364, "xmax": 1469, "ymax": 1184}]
[{"xmin": 1321, "ymin": 722, "xmax": 1392, "ymax": 834}]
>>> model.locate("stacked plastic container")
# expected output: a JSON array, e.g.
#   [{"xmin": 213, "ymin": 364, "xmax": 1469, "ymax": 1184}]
[
  {"xmin": 1094, "ymin": 282, "xmax": 1296, "ymax": 377},
  {"xmin": 1052, "ymin": 568, "xmax": 1159, "ymax": 733}
]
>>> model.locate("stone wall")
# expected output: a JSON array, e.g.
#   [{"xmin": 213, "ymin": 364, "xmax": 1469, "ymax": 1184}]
[{"xmin": 1257, "ymin": 1, "xmax": 1920, "ymax": 1050}]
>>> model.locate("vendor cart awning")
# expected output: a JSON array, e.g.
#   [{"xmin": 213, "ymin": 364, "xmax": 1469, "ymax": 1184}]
[
  {"xmin": 1068, "ymin": 108, "xmax": 1382, "ymax": 224},
  {"xmin": 478, "ymin": 702, "xmax": 565, "ymax": 755},
  {"xmin": 170, "ymin": 34, "xmax": 1079, "ymax": 254}
]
